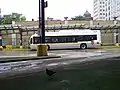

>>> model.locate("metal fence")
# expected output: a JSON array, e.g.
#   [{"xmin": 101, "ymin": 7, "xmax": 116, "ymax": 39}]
[{"xmin": 2, "ymin": 35, "xmax": 30, "ymax": 48}]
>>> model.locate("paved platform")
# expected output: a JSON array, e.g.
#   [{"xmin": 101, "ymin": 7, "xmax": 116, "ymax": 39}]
[
  {"xmin": 0, "ymin": 55, "xmax": 61, "ymax": 63},
  {"xmin": 0, "ymin": 48, "xmax": 120, "ymax": 63}
]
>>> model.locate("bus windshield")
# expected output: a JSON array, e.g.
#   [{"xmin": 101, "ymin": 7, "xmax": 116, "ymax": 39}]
[{"xmin": 33, "ymin": 37, "xmax": 41, "ymax": 44}]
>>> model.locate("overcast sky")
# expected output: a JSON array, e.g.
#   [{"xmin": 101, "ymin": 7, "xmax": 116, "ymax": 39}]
[{"xmin": 0, "ymin": 0, "xmax": 93, "ymax": 20}]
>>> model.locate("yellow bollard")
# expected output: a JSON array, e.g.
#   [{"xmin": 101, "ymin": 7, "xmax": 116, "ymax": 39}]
[
  {"xmin": 20, "ymin": 46, "xmax": 23, "ymax": 49},
  {"xmin": 37, "ymin": 44, "xmax": 48, "ymax": 56},
  {"xmin": 0, "ymin": 46, "xmax": 3, "ymax": 50},
  {"xmin": 6, "ymin": 45, "xmax": 12, "ymax": 50},
  {"xmin": 115, "ymin": 43, "xmax": 119, "ymax": 47}
]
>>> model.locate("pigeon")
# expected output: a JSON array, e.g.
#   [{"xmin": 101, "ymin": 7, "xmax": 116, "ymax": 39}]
[{"xmin": 45, "ymin": 68, "xmax": 56, "ymax": 76}]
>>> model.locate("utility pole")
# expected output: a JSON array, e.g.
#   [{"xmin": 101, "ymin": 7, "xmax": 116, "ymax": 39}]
[{"xmin": 39, "ymin": 0, "xmax": 48, "ymax": 43}]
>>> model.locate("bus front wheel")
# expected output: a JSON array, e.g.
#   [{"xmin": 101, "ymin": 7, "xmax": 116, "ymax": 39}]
[
  {"xmin": 47, "ymin": 45, "xmax": 50, "ymax": 50},
  {"xmin": 80, "ymin": 43, "xmax": 87, "ymax": 49}
]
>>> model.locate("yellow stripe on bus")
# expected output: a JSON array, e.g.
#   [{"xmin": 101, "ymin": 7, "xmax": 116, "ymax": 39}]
[{"xmin": 30, "ymin": 42, "xmax": 95, "ymax": 46}]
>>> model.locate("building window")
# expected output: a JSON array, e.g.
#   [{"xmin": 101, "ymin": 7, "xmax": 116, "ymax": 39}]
[
  {"xmin": 100, "ymin": 9, "xmax": 102, "ymax": 11},
  {"xmin": 100, "ymin": 13, "xmax": 102, "ymax": 15},
  {"xmin": 106, "ymin": 8, "xmax": 107, "ymax": 11},
  {"xmin": 108, "ymin": 6, "xmax": 110, "ymax": 10},
  {"xmin": 103, "ymin": 13, "xmax": 105, "ymax": 15}
]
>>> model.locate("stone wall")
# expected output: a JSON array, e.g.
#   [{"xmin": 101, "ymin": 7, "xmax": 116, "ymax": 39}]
[{"xmin": 15, "ymin": 20, "xmax": 120, "ymax": 27}]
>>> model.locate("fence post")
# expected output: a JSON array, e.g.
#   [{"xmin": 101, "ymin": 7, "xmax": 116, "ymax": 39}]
[{"xmin": 114, "ymin": 20, "xmax": 119, "ymax": 46}]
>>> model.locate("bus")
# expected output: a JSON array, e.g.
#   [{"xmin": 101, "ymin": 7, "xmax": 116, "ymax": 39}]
[{"xmin": 29, "ymin": 29, "xmax": 101, "ymax": 50}]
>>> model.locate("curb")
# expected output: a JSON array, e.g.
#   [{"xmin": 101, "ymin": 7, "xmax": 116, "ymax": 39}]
[{"xmin": 0, "ymin": 55, "xmax": 61, "ymax": 63}]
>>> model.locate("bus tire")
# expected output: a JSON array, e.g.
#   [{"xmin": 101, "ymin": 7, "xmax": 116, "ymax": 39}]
[
  {"xmin": 80, "ymin": 43, "xmax": 87, "ymax": 49},
  {"xmin": 47, "ymin": 45, "xmax": 50, "ymax": 50}
]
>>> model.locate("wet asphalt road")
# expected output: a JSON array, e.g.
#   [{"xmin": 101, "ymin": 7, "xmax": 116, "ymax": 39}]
[
  {"xmin": 0, "ymin": 48, "xmax": 120, "ymax": 77},
  {"xmin": 1, "ymin": 49, "xmax": 120, "ymax": 90}
]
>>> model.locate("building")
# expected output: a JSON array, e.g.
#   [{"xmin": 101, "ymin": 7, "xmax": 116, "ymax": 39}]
[
  {"xmin": 83, "ymin": 10, "xmax": 93, "ymax": 20},
  {"xmin": 93, "ymin": 0, "xmax": 120, "ymax": 20},
  {"xmin": 116, "ymin": 0, "xmax": 120, "ymax": 19},
  {"xmin": 93, "ymin": 0, "xmax": 106, "ymax": 20}
]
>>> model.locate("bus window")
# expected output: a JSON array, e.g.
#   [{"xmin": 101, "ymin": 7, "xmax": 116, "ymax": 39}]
[
  {"xmin": 66, "ymin": 36, "xmax": 72, "ymax": 43},
  {"xmin": 77, "ymin": 35, "xmax": 97, "ymax": 41},
  {"xmin": 52, "ymin": 38, "xmax": 58, "ymax": 43},
  {"xmin": 91, "ymin": 35, "xmax": 97, "ymax": 40},
  {"xmin": 45, "ymin": 37, "xmax": 51, "ymax": 43},
  {"xmin": 77, "ymin": 35, "xmax": 84, "ymax": 41},
  {"xmin": 58, "ymin": 36, "xmax": 67, "ymax": 43},
  {"xmin": 71, "ymin": 36, "xmax": 77, "ymax": 42}
]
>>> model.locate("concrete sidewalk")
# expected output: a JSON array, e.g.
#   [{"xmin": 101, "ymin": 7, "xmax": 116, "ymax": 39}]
[{"xmin": 0, "ymin": 55, "xmax": 61, "ymax": 63}]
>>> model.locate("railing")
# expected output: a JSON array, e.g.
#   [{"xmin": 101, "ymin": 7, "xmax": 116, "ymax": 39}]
[{"xmin": 0, "ymin": 24, "xmax": 120, "ymax": 35}]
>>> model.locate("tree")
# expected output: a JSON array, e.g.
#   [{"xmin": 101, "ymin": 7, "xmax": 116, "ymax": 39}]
[
  {"xmin": 64, "ymin": 17, "xmax": 68, "ymax": 20},
  {"xmin": 71, "ymin": 15, "xmax": 85, "ymax": 20},
  {"xmin": 2, "ymin": 13, "xmax": 26, "ymax": 24}
]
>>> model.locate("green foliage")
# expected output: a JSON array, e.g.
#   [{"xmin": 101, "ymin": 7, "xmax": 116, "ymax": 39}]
[
  {"xmin": 1, "ymin": 13, "xmax": 26, "ymax": 24},
  {"xmin": 71, "ymin": 15, "xmax": 85, "ymax": 20},
  {"xmin": 71, "ymin": 15, "xmax": 93, "ymax": 21}
]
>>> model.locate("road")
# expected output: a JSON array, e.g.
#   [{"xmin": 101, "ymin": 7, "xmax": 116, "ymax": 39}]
[
  {"xmin": 0, "ymin": 49, "xmax": 120, "ymax": 90},
  {"xmin": 0, "ymin": 48, "xmax": 120, "ymax": 78}
]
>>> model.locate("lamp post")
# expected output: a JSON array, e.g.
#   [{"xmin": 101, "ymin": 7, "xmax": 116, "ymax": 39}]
[
  {"xmin": 37, "ymin": 0, "xmax": 48, "ymax": 57},
  {"xmin": 39, "ymin": 0, "xmax": 48, "ymax": 43},
  {"xmin": 0, "ymin": 8, "xmax": 2, "ymax": 50}
]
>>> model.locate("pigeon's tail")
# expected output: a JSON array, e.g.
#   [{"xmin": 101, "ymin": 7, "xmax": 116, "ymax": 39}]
[{"xmin": 46, "ymin": 68, "xmax": 56, "ymax": 76}]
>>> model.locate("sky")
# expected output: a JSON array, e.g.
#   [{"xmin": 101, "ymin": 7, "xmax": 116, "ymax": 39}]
[{"xmin": 0, "ymin": 0, "xmax": 93, "ymax": 21}]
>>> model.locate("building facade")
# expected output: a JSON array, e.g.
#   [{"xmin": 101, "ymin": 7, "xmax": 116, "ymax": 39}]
[
  {"xmin": 93, "ymin": 0, "xmax": 120, "ymax": 20},
  {"xmin": 93, "ymin": 0, "xmax": 106, "ymax": 20}
]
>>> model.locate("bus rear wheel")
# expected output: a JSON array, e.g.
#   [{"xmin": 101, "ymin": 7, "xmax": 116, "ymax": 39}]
[{"xmin": 80, "ymin": 43, "xmax": 87, "ymax": 49}]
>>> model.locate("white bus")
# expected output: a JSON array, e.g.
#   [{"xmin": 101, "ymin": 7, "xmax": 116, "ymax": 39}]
[{"xmin": 29, "ymin": 29, "xmax": 101, "ymax": 50}]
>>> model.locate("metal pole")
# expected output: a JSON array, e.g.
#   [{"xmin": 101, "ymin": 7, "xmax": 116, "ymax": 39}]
[
  {"xmin": 20, "ymin": 30, "xmax": 22, "ymax": 46},
  {"xmin": 40, "ymin": 0, "xmax": 45, "ymax": 43},
  {"xmin": 113, "ymin": 17, "xmax": 119, "ymax": 46},
  {"xmin": 0, "ymin": 8, "xmax": 2, "ymax": 50},
  {"xmin": 38, "ymin": 0, "xmax": 41, "ymax": 36}
]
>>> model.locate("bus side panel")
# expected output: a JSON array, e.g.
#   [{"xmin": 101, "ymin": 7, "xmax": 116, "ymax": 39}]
[
  {"xmin": 30, "ymin": 44, "xmax": 37, "ymax": 50},
  {"xmin": 49, "ymin": 43, "xmax": 80, "ymax": 49}
]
